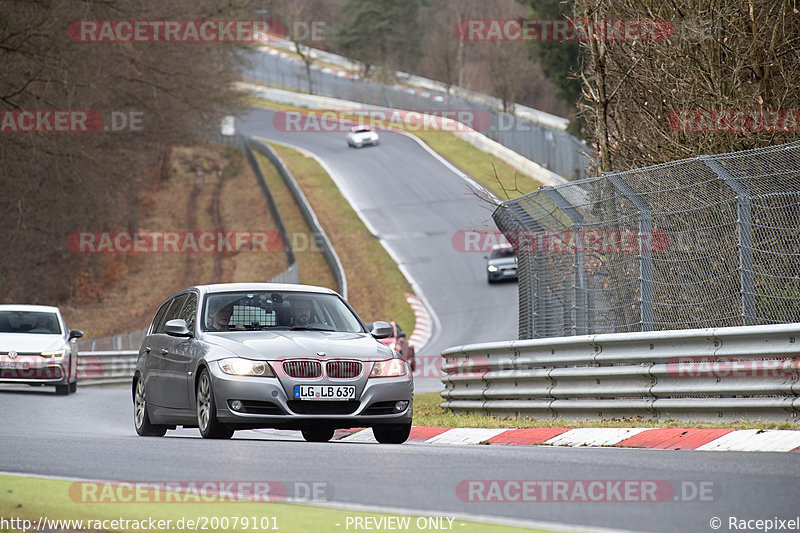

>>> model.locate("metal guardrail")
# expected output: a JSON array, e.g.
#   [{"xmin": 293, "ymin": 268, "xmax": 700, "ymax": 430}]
[
  {"xmin": 249, "ymin": 138, "xmax": 347, "ymax": 299},
  {"xmin": 441, "ymin": 323, "xmax": 800, "ymax": 423},
  {"xmin": 242, "ymin": 135, "xmax": 298, "ymax": 276},
  {"xmin": 77, "ymin": 351, "xmax": 137, "ymax": 386}
]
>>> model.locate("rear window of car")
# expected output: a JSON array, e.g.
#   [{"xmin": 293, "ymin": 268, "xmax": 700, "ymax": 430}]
[{"xmin": 0, "ymin": 311, "xmax": 62, "ymax": 334}]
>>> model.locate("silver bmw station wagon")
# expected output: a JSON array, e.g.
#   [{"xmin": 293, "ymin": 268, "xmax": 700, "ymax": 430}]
[{"xmin": 133, "ymin": 283, "xmax": 413, "ymax": 443}]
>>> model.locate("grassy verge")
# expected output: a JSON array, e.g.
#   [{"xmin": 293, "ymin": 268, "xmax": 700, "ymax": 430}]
[
  {"xmin": 253, "ymin": 153, "xmax": 335, "ymax": 289},
  {"xmin": 267, "ymin": 143, "xmax": 415, "ymax": 333},
  {"xmin": 413, "ymin": 392, "xmax": 796, "ymax": 430},
  {"xmin": 0, "ymin": 474, "xmax": 554, "ymax": 533},
  {"xmin": 413, "ymin": 132, "xmax": 542, "ymax": 198}
]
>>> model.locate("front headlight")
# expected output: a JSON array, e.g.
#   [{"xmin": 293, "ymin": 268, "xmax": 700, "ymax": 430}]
[
  {"xmin": 41, "ymin": 349, "xmax": 66, "ymax": 358},
  {"xmin": 487, "ymin": 265, "xmax": 498, "ymax": 272},
  {"xmin": 218, "ymin": 358, "xmax": 274, "ymax": 377},
  {"xmin": 370, "ymin": 359, "xmax": 407, "ymax": 378}
]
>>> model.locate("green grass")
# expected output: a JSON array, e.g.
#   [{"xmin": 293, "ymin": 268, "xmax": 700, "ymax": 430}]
[
  {"xmin": 0, "ymin": 474, "xmax": 555, "ymax": 533},
  {"xmin": 414, "ymin": 132, "xmax": 542, "ymax": 199},
  {"xmin": 253, "ymin": 152, "xmax": 336, "ymax": 289},
  {"xmin": 413, "ymin": 392, "xmax": 798, "ymax": 430},
  {"xmin": 268, "ymin": 143, "xmax": 416, "ymax": 334}
]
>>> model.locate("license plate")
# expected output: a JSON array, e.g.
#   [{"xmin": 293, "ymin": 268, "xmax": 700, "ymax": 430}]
[
  {"xmin": 294, "ymin": 385, "xmax": 356, "ymax": 400},
  {"xmin": 0, "ymin": 361, "xmax": 27, "ymax": 369}
]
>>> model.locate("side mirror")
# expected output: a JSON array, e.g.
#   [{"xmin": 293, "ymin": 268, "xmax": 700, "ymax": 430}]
[
  {"xmin": 370, "ymin": 321, "xmax": 393, "ymax": 339},
  {"xmin": 165, "ymin": 319, "xmax": 193, "ymax": 338},
  {"xmin": 68, "ymin": 329, "xmax": 84, "ymax": 340}
]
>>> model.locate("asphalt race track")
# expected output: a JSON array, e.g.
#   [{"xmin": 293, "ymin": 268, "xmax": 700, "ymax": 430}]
[
  {"xmin": 2, "ymin": 388, "xmax": 800, "ymax": 533},
  {"xmin": 238, "ymin": 107, "xmax": 519, "ymax": 393}
]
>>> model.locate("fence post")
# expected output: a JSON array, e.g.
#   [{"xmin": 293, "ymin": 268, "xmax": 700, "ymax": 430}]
[
  {"xmin": 606, "ymin": 174, "xmax": 654, "ymax": 332},
  {"xmin": 700, "ymin": 156, "xmax": 756, "ymax": 325},
  {"xmin": 543, "ymin": 186, "xmax": 587, "ymax": 335}
]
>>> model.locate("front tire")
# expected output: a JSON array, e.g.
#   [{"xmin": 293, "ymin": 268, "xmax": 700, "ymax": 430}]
[
  {"xmin": 134, "ymin": 377, "xmax": 167, "ymax": 436},
  {"xmin": 373, "ymin": 422, "xmax": 411, "ymax": 444},
  {"xmin": 69, "ymin": 380, "xmax": 77, "ymax": 393},
  {"xmin": 302, "ymin": 427, "xmax": 335, "ymax": 442},
  {"xmin": 197, "ymin": 369, "xmax": 233, "ymax": 439}
]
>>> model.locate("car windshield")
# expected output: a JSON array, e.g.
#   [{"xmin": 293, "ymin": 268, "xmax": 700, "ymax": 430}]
[
  {"xmin": 490, "ymin": 248, "xmax": 515, "ymax": 259},
  {"xmin": 202, "ymin": 291, "xmax": 365, "ymax": 333},
  {"xmin": 0, "ymin": 311, "xmax": 62, "ymax": 334}
]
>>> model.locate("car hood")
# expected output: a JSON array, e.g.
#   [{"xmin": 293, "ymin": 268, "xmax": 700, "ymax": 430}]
[
  {"xmin": 203, "ymin": 330, "xmax": 395, "ymax": 361},
  {"xmin": 0, "ymin": 333, "xmax": 66, "ymax": 352}
]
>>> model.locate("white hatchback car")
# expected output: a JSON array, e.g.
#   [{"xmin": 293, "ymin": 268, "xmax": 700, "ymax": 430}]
[
  {"xmin": 346, "ymin": 125, "xmax": 380, "ymax": 148},
  {"xmin": 0, "ymin": 305, "xmax": 83, "ymax": 394}
]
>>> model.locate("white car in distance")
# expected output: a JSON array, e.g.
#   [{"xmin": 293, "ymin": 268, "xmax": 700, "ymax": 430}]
[{"xmin": 346, "ymin": 125, "xmax": 380, "ymax": 148}]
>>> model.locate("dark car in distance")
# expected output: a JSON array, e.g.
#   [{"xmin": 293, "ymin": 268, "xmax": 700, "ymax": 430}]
[{"xmin": 486, "ymin": 243, "xmax": 518, "ymax": 283}]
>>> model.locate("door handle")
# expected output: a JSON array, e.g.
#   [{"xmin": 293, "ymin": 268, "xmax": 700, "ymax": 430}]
[
  {"xmin": 160, "ymin": 349, "xmax": 168, "ymax": 355},
  {"xmin": 144, "ymin": 346, "xmax": 151, "ymax": 353}
]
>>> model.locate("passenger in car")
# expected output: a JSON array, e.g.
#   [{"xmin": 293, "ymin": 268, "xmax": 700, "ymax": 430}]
[{"xmin": 208, "ymin": 303, "xmax": 245, "ymax": 331}]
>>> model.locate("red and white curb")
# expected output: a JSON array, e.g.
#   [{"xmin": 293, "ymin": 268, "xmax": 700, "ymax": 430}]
[
  {"xmin": 334, "ymin": 426, "xmax": 800, "ymax": 452},
  {"xmin": 405, "ymin": 293, "xmax": 432, "ymax": 353}
]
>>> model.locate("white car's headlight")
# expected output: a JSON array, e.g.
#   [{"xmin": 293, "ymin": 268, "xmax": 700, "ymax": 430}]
[
  {"xmin": 41, "ymin": 349, "xmax": 66, "ymax": 358},
  {"xmin": 218, "ymin": 358, "xmax": 274, "ymax": 377},
  {"xmin": 370, "ymin": 359, "xmax": 407, "ymax": 378},
  {"xmin": 487, "ymin": 265, "xmax": 498, "ymax": 272}
]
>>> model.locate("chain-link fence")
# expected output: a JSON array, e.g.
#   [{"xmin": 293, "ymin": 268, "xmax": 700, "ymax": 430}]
[
  {"xmin": 246, "ymin": 50, "xmax": 588, "ymax": 180},
  {"xmin": 494, "ymin": 141, "xmax": 800, "ymax": 339}
]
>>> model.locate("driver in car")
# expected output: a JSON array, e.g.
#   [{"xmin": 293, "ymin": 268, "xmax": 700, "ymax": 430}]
[{"xmin": 290, "ymin": 299, "xmax": 312, "ymax": 327}]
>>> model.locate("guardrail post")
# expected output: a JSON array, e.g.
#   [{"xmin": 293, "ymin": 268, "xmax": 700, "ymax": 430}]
[
  {"xmin": 700, "ymin": 156, "xmax": 756, "ymax": 326},
  {"xmin": 606, "ymin": 174, "xmax": 654, "ymax": 332},
  {"xmin": 543, "ymin": 186, "xmax": 587, "ymax": 336}
]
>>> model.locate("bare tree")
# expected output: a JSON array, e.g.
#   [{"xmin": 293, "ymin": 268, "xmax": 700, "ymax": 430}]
[
  {"xmin": 0, "ymin": 0, "xmax": 258, "ymax": 304},
  {"xmin": 575, "ymin": 0, "xmax": 800, "ymax": 172}
]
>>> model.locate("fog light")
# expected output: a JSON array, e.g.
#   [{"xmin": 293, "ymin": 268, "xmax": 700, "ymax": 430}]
[
  {"xmin": 394, "ymin": 401, "xmax": 409, "ymax": 412},
  {"xmin": 230, "ymin": 400, "xmax": 244, "ymax": 412}
]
